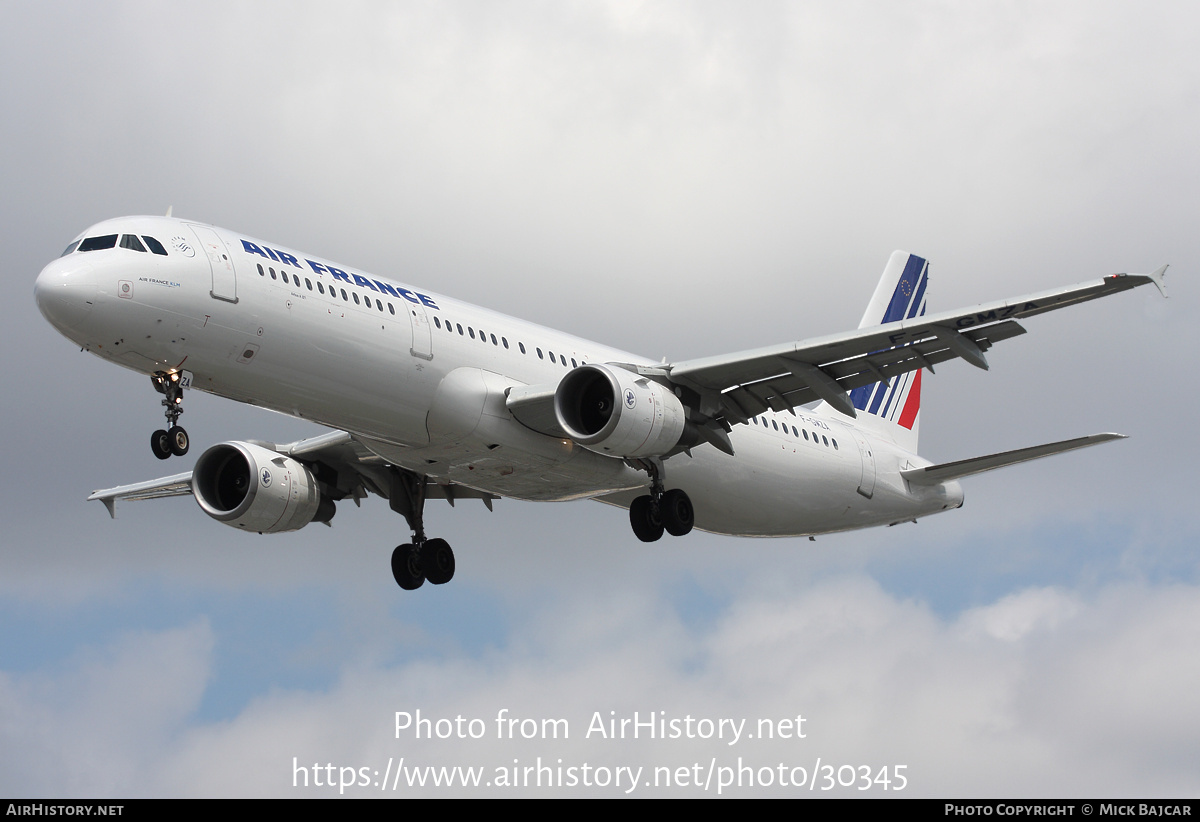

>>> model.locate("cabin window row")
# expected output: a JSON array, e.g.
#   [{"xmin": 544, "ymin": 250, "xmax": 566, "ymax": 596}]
[
  {"xmin": 257, "ymin": 263, "xmax": 589, "ymax": 368},
  {"xmin": 431, "ymin": 316, "xmax": 585, "ymax": 368},
  {"xmin": 751, "ymin": 416, "xmax": 838, "ymax": 449},
  {"xmin": 259, "ymin": 263, "xmax": 402, "ymax": 316}
]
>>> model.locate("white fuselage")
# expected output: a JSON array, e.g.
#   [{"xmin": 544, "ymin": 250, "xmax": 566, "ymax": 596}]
[{"xmin": 35, "ymin": 216, "xmax": 963, "ymax": 537}]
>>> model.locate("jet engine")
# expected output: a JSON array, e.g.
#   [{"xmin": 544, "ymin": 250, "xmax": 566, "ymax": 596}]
[
  {"xmin": 192, "ymin": 441, "xmax": 334, "ymax": 533},
  {"xmin": 554, "ymin": 364, "xmax": 689, "ymax": 458}
]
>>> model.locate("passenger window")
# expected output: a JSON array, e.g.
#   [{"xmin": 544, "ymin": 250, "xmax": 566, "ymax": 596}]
[
  {"xmin": 353, "ymin": 293, "xmax": 360, "ymax": 305},
  {"xmin": 434, "ymin": 317, "xmax": 441, "ymax": 329},
  {"xmin": 142, "ymin": 236, "xmax": 168, "ymax": 255},
  {"xmin": 389, "ymin": 304, "xmax": 395, "ymax": 315},
  {"xmin": 502, "ymin": 337, "xmax": 509, "ymax": 349},
  {"xmin": 491, "ymin": 334, "xmax": 498, "ymax": 345},
  {"xmin": 457, "ymin": 324, "xmax": 464, "ymax": 335},
  {"xmin": 269, "ymin": 268, "xmax": 277, "ymax": 280},
  {"xmin": 318, "ymin": 283, "xmax": 325, "ymax": 295},
  {"xmin": 537, "ymin": 348, "xmax": 544, "ymax": 359},
  {"xmin": 469, "ymin": 328, "xmax": 475, "ymax": 339},
  {"xmin": 120, "ymin": 235, "xmax": 147, "ymax": 252},
  {"xmin": 257, "ymin": 264, "xmax": 265, "ymax": 276},
  {"xmin": 341, "ymin": 289, "xmax": 348, "ymax": 301},
  {"xmin": 78, "ymin": 235, "xmax": 118, "ymax": 252},
  {"xmin": 305, "ymin": 278, "xmax": 312, "ymax": 290}
]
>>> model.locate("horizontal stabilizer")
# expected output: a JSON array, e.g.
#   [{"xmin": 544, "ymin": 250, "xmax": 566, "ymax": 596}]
[{"xmin": 901, "ymin": 433, "xmax": 1126, "ymax": 486}]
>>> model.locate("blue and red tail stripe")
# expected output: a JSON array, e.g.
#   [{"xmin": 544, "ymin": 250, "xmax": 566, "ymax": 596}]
[{"xmin": 849, "ymin": 254, "xmax": 928, "ymax": 430}]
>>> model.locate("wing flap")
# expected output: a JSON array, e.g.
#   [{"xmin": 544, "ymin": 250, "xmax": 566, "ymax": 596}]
[{"xmin": 901, "ymin": 433, "xmax": 1126, "ymax": 486}]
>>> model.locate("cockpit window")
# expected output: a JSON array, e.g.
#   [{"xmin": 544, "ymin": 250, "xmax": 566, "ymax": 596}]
[
  {"xmin": 60, "ymin": 241, "xmax": 80, "ymax": 257},
  {"xmin": 120, "ymin": 234, "xmax": 147, "ymax": 252},
  {"xmin": 78, "ymin": 234, "xmax": 118, "ymax": 252},
  {"xmin": 142, "ymin": 236, "xmax": 168, "ymax": 256}
]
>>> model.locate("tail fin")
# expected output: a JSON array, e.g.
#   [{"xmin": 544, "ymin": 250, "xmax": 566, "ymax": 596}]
[{"xmin": 831, "ymin": 251, "xmax": 929, "ymax": 453}]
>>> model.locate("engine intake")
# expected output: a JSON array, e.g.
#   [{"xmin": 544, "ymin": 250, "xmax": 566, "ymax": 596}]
[
  {"xmin": 192, "ymin": 441, "xmax": 334, "ymax": 533},
  {"xmin": 554, "ymin": 364, "xmax": 688, "ymax": 458}
]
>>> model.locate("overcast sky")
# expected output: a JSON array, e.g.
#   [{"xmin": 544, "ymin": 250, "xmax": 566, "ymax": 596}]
[{"xmin": 2, "ymin": 0, "xmax": 1198, "ymax": 797}]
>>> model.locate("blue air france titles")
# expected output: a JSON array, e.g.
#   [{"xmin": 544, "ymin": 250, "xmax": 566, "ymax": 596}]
[{"xmin": 240, "ymin": 239, "xmax": 439, "ymax": 310}]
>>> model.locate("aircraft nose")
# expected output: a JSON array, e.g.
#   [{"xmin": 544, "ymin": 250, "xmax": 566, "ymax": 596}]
[{"xmin": 35, "ymin": 256, "xmax": 98, "ymax": 339}]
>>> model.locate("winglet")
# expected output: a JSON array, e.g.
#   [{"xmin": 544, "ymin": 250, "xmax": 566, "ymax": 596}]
[
  {"xmin": 1147, "ymin": 264, "xmax": 1169, "ymax": 298},
  {"xmin": 100, "ymin": 497, "xmax": 117, "ymax": 519},
  {"xmin": 1109, "ymin": 264, "xmax": 1169, "ymax": 298}
]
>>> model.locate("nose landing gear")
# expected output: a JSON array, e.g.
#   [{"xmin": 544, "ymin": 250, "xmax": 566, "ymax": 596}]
[{"xmin": 150, "ymin": 371, "xmax": 189, "ymax": 460}]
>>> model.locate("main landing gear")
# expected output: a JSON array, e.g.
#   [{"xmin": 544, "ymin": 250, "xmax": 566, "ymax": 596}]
[
  {"xmin": 628, "ymin": 459, "xmax": 694, "ymax": 542},
  {"xmin": 388, "ymin": 469, "xmax": 456, "ymax": 590},
  {"xmin": 149, "ymin": 371, "xmax": 189, "ymax": 460}
]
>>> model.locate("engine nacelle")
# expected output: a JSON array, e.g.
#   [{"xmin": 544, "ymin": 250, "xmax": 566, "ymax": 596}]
[
  {"xmin": 554, "ymin": 364, "xmax": 687, "ymax": 458},
  {"xmin": 192, "ymin": 441, "xmax": 334, "ymax": 533}
]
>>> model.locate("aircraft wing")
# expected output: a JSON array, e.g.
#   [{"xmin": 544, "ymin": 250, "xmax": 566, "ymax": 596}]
[
  {"xmin": 663, "ymin": 267, "xmax": 1167, "ymax": 425},
  {"xmin": 88, "ymin": 430, "xmax": 498, "ymax": 517},
  {"xmin": 88, "ymin": 472, "xmax": 194, "ymax": 517}
]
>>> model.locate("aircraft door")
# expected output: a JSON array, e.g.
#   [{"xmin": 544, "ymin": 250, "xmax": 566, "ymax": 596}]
[
  {"xmin": 851, "ymin": 430, "xmax": 877, "ymax": 499},
  {"xmin": 407, "ymin": 302, "xmax": 433, "ymax": 360},
  {"xmin": 188, "ymin": 224, "xmax": 238, "ymax": 304}
]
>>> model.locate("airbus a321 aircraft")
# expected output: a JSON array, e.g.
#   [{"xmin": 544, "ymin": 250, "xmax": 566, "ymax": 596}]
[{"xmin": 34, "ymin": 215, "xmax": 1168, "ymax": 590}]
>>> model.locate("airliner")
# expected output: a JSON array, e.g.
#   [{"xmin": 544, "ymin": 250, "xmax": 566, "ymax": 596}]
[{"xmin": 34, "ymin": 215, "xmax": 1168, "ymax": 590}]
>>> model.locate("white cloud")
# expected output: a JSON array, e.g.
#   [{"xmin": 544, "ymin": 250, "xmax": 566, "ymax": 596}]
[
  {"xmin": 3, "ymin": 577, "xmax": 1197, "ymax": 797},
  {"xmin": 0, "ymin": 621, "xmax": 213, "ymax": 796}
]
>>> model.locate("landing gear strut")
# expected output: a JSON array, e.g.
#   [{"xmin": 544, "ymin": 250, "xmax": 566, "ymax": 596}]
[
  {"xmin": 628, "ymin": 459, "xmax": 694, "ymax": 542},
  {"xmin": 150, "ymin": 371, "xmax": 189, "ymax": 460},
  {"xmin": 388, "ymin": 468, "xmax": 456, "ymax": 590}
]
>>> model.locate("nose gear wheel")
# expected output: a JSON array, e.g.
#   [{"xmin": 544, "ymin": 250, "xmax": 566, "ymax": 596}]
[{"xmin": 150, "ymin": 371, "xmax": 189, "ymax": 460}]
